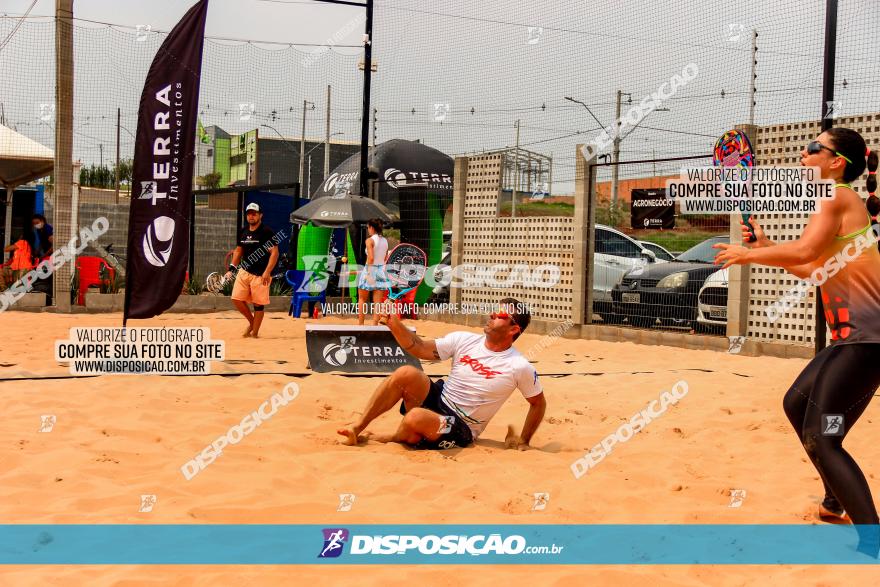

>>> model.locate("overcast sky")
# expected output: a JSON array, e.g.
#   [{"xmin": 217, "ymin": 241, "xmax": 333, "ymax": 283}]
[{"xmin": 3, "ymin": 1, "xmax": 878, "ymax": 191}]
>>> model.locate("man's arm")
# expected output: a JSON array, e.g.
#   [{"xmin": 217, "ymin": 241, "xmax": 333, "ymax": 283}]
[
  {"xmin": 262, "ymin": 245, "xmax": 279, "ymax": 285},
  {"xmin": 382, "ymin": 311, "xmax": 439, "ymax": 361},
  {"xmin": 518, "ymin": 393, "xmax": 546, "ymax": 449},
  {"xmin": 225, "ymin": 246, "xmax": 243, "ymax": 280}
]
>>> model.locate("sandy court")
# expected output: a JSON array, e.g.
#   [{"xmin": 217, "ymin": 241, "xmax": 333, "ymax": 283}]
[{"xmin": 0, "ymin": 311, "xmax": 878, "ymax": 585}]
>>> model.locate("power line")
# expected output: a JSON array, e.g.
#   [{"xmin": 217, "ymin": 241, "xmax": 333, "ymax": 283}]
[{"xmin": 0, "ymin": 0, "xmax": 37, "ymax": 53}]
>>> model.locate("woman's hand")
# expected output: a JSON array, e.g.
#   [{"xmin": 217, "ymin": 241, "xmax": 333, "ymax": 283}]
[
  {"xmin": 713, "ymin": 243, "xmax": 751, "ymax": 268},
  {"xmin": 741, "ymin": 216, "xmax": 771, "ymax": 248}
]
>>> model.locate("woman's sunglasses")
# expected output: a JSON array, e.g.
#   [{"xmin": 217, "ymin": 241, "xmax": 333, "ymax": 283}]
[{"xmin": 806, "ymin": 140, "xmax": 853, "ymax": 164}]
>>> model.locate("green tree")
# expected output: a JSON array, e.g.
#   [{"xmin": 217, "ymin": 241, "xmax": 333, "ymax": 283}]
[{"xmin": 197, "ymin": 171, "xmax": 222, "ymax": 189}]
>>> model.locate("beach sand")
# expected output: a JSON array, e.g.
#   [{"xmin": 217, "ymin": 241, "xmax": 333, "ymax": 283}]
[{"xmin": 0, "ymin": 310, "xmax": 878, "ymax": 585}]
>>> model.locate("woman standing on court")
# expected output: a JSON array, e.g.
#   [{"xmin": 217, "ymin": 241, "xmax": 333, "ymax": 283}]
[
  {"xmin": 357, "ymin": 218, "xmax": 389, "ymax": 325},
  {"xmin": 715, "ymin": 128, "xmax": 880, "ymax": 556}
]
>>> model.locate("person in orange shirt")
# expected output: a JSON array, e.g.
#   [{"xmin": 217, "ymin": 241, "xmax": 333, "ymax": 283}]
[{"xmin": 2, "ymin": 232, "xmax": 36, "ymax": 285}]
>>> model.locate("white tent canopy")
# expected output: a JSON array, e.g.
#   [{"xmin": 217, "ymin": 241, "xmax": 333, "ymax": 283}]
[
  {"xmin": 0, "ymin": 124, "xmax": 54, "ymax": 186},
  {"xmin": 0, "ymin": 124, "xmax": 54, "ymax": 249}
]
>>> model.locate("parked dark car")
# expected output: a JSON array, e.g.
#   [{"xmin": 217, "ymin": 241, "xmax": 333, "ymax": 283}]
[{"xmin": 610, "ymin": 235, "xmax": 729, "ymax": 329}]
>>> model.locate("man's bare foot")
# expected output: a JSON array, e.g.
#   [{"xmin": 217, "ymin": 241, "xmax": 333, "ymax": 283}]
[
  {"xmin": 243, "ymin": 325, "xmax": 252, "ymax": 338},
  {"xmin": 337, "ymin": 426, "xmax": 364, "ymax": 446},
  {"xmin": 251, "ymin": 332, "xmax": 260, "ymax": 339}
]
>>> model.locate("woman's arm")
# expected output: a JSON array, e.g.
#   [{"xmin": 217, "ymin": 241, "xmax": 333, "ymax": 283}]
[
  {"xmin": 736, "ymin": 217, "xmax": 820, "ymax": 278},
  {"xmin": 716, "ymin": 195, "xmax": 843, "ymax": 269},
  {"xmin": 365, "ymin": 238, "xmax": 374, "ymax": 265}
]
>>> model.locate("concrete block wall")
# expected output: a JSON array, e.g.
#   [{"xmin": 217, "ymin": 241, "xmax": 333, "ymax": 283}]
[
  {"xmin": 454, "ymin": 154, "xmax": 575, "ymax": 322},
  {"xmin": 46, "ymin": 202, "xmax": 237, "ymax": 282}
]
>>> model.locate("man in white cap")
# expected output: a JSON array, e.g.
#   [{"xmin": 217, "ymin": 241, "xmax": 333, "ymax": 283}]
[{"xmin": 225, "ymin": 202, "xmax": 278, "ymax": 338}]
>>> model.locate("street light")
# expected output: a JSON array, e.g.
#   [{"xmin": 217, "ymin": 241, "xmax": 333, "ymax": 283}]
[
  {"xmin": 304, "ymin": 131, "xmax": 344, "ymax": 197},
  {"xmin": 564, "ymin": 96, "xmax": 607, "ymax": 131},
  {"xmin": 566, "ymin": 93, "xmax": 669, "ymax": 210},
  {"xmin": 304, "ymin": 131, "xmax": 344, "ymax": 159},
  {"xmin": 260, "ymin": 123, "xmax": 298, "ymax": 154},
  {"xmin": 611, "ymin": 90, "xmax": 670, "ymax": 209}
]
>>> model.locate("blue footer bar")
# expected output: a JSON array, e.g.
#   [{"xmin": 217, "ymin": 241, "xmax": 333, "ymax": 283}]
[{"xmin": 0, "ymin": 525, "xmax": 878, "ymax": 564}]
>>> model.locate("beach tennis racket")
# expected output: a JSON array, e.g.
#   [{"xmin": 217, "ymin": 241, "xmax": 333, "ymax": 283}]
[
  {"xmin": 713, "ymin": 129, "xmax": 756, "ymax": 243},
  {"xmin": 378, "ymin": 243, "xmax": 427, "ymax": 324},
  {"xmin": 205, "ymin": 270, "xmax": 235, "ymax": 294}
]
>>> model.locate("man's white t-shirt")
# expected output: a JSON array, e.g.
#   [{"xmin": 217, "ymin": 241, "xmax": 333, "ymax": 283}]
[{"xmin": 434, "ymin": 331, "xmax": 543, "ymax": 438}]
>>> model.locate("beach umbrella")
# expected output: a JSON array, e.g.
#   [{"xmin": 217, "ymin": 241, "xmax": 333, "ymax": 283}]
[{"xmin": 290, "ymin": 194, "xmax": 395, "ymax": 228}]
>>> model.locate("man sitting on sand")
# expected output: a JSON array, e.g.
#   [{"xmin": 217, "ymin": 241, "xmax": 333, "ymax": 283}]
[{"xmin": 337, "ymin": 298, "xmax": 546, "ymax": 450}]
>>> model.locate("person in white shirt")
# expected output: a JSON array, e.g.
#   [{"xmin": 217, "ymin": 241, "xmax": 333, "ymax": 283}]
[
  {"xmin": 357, "ymin": 218, "xmax": 389, "ymax": 325},
  {"xmin": 337, "ymin": 298, "xmax": 546, "ymax": 450}
]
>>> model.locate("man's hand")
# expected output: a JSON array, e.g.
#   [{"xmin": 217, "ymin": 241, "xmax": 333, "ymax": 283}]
[
  {"xmin": 224, "ymin": 271, "xmax": 234, "ymax": 282},
  {"xmin": 377, "ymin": 299, "xmax": 395, "ymax": 325},
  {"xmin": 261, "ymin": 272, "xmax": 271, "ymax": 286},
  {"xmin": 504, "ymin": 425, "xmax": 529, "ymax": 450}
]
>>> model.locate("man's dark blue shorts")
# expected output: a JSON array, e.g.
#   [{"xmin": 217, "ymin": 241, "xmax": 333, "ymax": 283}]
[{"xmin": 398, "ymin": 378, "xmax": 474, "ymax": 450}]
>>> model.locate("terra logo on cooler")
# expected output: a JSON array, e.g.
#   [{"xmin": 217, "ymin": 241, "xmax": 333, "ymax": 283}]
[{"xmin": 143, "ymin": 216, "xmax": 175, "ymax": 267}]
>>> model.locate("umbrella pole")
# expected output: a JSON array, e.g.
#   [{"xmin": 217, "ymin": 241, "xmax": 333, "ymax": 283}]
[{"xmin": 3, "ymin": 182, "xmax": 15, "ymax": 252}]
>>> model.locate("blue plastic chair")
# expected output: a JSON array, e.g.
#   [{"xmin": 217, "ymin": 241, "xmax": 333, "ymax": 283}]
[{"xmin": 285, "ymin": 269, "xmax": 327, "ymax": 318}]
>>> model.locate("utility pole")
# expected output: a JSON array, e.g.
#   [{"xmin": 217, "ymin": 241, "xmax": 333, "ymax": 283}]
[
  {"xmin": 749, "ymin": 30, "xmax": 757, "ymax": 127},
  {"xmin": 99, "ymin": 143, "xmax": 103, "ymax": 168},
  {"xmin": 359, "ymin": 0, "xmax": 374, "ymax": 198},
  {"xmin": 54, "ymin": 0, "xmax": 75, "ymax": 311},
  {"xmin": 611, "ymin": 90, "xmax": 623, "ymax": 211},
  {"xmin": 372, "ymin": 107, "xmax": 377, "ymax": 147},
  {"xmin": 299, "ymin": 99, "xmax": 314, "ymax": 193},
  {"xmin": 324, "ymin": 84, "xmax": 331, "ymax": 180},
  {"xmin": 115, "ymin": 107, "xmax": 120, "ymax": 203},
  {"xmin": 513, "ymin": 119, "xmax": 520, "ymax": 218},
  {"xmin": 816, "ymin": 0, "xmax": 839, "ymax": 353}
]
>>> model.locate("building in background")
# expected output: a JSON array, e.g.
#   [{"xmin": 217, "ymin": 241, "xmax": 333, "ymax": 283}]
[{"xmin": 194, "ymin": 125, "xmax": 360, "ymax": 196}]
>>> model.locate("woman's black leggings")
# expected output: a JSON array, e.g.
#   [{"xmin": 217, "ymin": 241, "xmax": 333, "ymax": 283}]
[{"xmin": 783, "ymin": 343, "xmax": 880, "ymax": 545}]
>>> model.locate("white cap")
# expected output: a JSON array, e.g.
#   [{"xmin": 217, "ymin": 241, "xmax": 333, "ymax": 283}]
[{"xmin": 245, "ymin": 202, "xmax": 261, "ymax": 213}]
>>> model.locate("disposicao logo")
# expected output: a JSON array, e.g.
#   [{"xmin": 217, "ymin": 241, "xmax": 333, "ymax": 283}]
[{"xmin": 318, "ymin": 528, "xmax": 349, "ymax": 558}]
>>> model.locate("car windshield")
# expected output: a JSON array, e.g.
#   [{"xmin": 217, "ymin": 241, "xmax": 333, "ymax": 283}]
[{"xmin": 676, "ymin": 236, "xmax": 728, "ymax": 263}]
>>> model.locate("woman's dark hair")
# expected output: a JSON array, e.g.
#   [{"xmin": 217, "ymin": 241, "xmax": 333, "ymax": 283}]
[
  {"xmin": 367, "ymin": 218, "xmax": 384, "ymax": 234},
  {"xmin": 825, "ymin": 127, "xmax": 868, "ymax": 182},
  {"xmin": 18, "ymin": 230, "xmax": 36, "ymax": 250},
  {"xmin": 867, "ymin": 148, "xmax": 879, "ymax": 217},
  {"xmin": 32, "ymin": 213, "xmax": 47, "ymax": 223}
]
